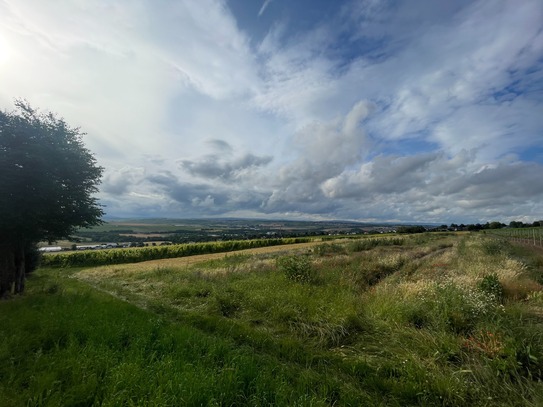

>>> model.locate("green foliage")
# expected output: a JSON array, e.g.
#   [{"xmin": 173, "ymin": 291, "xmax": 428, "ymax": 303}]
[
  {"xmin": 0, "ymin": 101, "xmax": 103, "ymax": 242},
  {"xmin": 348, "ymin": 237, "xmax": 404, "ymax": 252},
  {"xmin": 478, "ymin": 274, "xmax": 504, "ymax": 303},
  {"xmin": 406, "ymin": 282, "xmax": 499, "ymax": 334},
  {"xmin": 277, "ymin": 255, "xmax": 314, "ymax": 283},
  {"xmin": 0, "ymin": 101, "xmax": 103, "ymax": 295},
  {"xmin": 488, "ymin": 221, "xmax": 505, "ymax": 229},
  {"xmin": 481, "ymin": 239, "xmax": 511, "ymax": 255},
  {"xmin": 397, "ymin": 225, "xmax": 426, "ymax": 234},
  {"xmin": 313, "ymin": 243, "xmax": 347, "ymax": 256}
]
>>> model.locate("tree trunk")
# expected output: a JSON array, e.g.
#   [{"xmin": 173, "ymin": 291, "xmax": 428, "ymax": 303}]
[
  {"xmin": 0, "ymin": 245, "xmax": 16, "ymax": 297},
  {"xmin": 0, "ymin": 243, "xmax": 26, "ymax": 297},
  {"xmin": 14, "ymin": 244, "xmax": 25, "ymax": 294}
]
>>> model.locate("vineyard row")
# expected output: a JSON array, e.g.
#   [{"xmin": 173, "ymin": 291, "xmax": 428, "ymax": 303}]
[
  {"xmin": 488, "ymin": 227, "xmax": 543, "ymax": 247},
  {"xmin": 41, "ymin": 237, "xmax": 314, "ymax": 268}
]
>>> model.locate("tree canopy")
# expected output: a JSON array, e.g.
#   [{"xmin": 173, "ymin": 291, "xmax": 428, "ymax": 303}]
[{"xmin": 0, "ymin": 101, "xmax": 103, "ymax": 296}]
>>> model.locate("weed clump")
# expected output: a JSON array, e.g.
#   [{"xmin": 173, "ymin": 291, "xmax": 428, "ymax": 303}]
[
  {"xmin": 478, "ymin": 274, "xmax": 504, "ymax": 303},
  {"xmin": 348, "ymin": 237, "xmax": 404, "ymax": 252},
  {"xmin": 408, "ymin": 281, "xmax": 501, "ymax": 334},
  {"xmin": 314, "ymin": 243, "xmax": 347, "ymax": 256},
  {"xmin": 277, "ymin": 255, "xmax": 315, "ymax": 283},
  {"xmin": 481, "ymin": 239, "xmax": 510, "ymax": 255},
  {"xmin": 212, "ymin": 289, "xmax": 244, "ymax": 317}
]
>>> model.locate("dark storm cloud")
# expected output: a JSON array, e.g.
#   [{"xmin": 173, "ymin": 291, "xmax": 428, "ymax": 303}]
[
  {"xmin": 206, "ymin": 139, "xmax": 233, "ymax": 153},
  {"xmin": 146, "ymin": 170, "xmax": 271, "ymax": 214},
  {"xmin": 181, "ymin": 153, "xmax": 273, "ymax": 181},
  {"xmin": 101, "ymin": 167, "xmax": 144, "ymax": 196}
]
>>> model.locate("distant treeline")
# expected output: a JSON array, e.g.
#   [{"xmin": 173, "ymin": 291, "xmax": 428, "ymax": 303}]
[
  {"xmin": 431, "ymin": 220, "xmax": 541, "ymax": 232},
  {"xmin": 397, "ymin": 226, "xmax": 427, "ymax": 234},
  {"xmin": 74, "ymin": 228, "xmax": 376, "ymax": 244},
  {"xmin": 74, "ymin": 230, "xmax": 340, "ymax": 243}
]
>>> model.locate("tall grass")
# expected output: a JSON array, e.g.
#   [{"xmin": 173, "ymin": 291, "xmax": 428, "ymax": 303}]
[{"xmin": 3, "ymin": 234, "xmax": 543, "ymax": 406}]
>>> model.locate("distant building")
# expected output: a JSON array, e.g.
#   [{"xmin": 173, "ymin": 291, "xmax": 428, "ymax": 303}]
[
  {"xmin": 76, "ymin": 245, "xmax": 102, "ymax": 250},
  {"xmin": 38, "ymin": 246, "xmax": 62, "ymax": 252}
]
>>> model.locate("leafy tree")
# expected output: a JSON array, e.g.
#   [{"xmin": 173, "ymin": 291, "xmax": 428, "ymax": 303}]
[
  {"xmin": 0, "ymin": 101, "xmax": 103, "ymax": 296},
  {"xmin": 488, "ymin": 221, "xmax": 504, "ymax": 229},
  {"xmin": 397, "ymin": 225, "xmax": 426, "ymax": 234}
]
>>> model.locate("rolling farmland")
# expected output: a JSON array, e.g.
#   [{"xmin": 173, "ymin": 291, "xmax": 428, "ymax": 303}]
[{"xmin": 1, "ymin": 232, "xmax": 542, "ymax": 406}]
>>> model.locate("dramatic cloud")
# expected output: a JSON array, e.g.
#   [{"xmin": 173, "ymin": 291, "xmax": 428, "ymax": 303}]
[
  {"xmin": 181, "ymin": 153, "xmax": 273, "ymax": 182},
  {"xmin": 1, "ymin": 0, "xmax": 542, "ymax": 223},
  {"xmin": 263, "ymin": 101, "xmax": 372, "ymax": 211}
]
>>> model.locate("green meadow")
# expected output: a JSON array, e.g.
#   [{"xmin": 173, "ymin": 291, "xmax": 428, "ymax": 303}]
[{"xmin": 1, "ymin": 233, "xmax": 542, "ymax": 406}]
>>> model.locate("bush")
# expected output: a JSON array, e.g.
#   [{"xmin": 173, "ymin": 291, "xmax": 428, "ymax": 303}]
[
  {"xmin": 277, "ymin": 255, "xmax": 314, "ymax": 283},
  {"xmin": 314, "ymin": 243, "xmax": 347, "ymax": 256},
  {"xmin": 481, "ymin": 239, "xmax": 510, "ymax": 255},
  {"xmin": 478, "ymin": 274, "xmax": 504, "ymax": 303},
  {"xmin": 410, "ymin": 282, "xmax": 499, "ymax": 334},
  {"xmin": 348, "ymin": 238, "xmax": 404, "ymax": 252}
]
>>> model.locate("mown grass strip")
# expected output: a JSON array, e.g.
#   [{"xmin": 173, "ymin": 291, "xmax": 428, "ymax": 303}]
[{"xmin": 0, "ymin": 270, "xmax": 374, "ymax": 406}]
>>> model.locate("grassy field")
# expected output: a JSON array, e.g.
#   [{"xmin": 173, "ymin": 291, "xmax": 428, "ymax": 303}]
[{"xmin": 1, "ymin": 233, "xmax": 543, "ymax": 406}]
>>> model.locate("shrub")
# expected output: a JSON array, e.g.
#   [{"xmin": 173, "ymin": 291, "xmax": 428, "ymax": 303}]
[
  {"xmin": 348, "ymin": 238, "xmax": 404, "ymax": 252},
  {"xmin": 412, "ymin": 282, "xmax": 499, "ymax": 334},
  {"xmin": 481, "ymin": 239, "xmax": 510, "ymax": 255},
  {"xmin": 277, "ymin": 255, "xmax": 314, "ymax": 283},
  {"xmin": 314, "ymin": 243, "xmax": 347, "ymax": 256},
  {"xmin": 478, "ymin": 274, "xmax": 504, "ymax": 303}
]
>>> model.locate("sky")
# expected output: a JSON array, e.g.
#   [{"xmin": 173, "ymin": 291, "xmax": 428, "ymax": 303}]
[{"xmin": 0, "ymin": 0, "xmax": 542, "ymax": 224}]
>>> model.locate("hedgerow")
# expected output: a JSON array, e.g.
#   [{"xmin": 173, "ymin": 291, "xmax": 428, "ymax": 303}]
[{"xmin": 41, "ymin": 238, "xmax": 312, "ymax": 268}]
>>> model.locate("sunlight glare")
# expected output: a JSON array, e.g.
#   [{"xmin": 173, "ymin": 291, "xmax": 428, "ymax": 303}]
[{"xmin": 0, "ymin": 34, "xmax": 10, "ymax": 66}]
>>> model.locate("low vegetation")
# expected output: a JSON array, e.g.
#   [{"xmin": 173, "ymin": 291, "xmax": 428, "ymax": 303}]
[{"xmin": 1, "ymin": 233, "xmax": 542, "ymax": 405}]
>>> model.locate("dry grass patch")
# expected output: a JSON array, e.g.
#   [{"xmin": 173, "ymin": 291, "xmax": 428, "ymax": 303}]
[
  {"xmin": 502, "ymin": 277, "xmax": 543, "ymax": 301},
  {"xmin": 76, "ymin": 241, "xmax": 322, "ymax": 280}
]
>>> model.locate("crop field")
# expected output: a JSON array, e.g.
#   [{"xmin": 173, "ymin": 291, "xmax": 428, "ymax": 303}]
[
  {"xmin": 66, "ymin": 218, "xmax": 397, "ymax": 247},
  {"xmin": 1, "ymin": 233, "xmax": 543, "ymax": 406}
]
